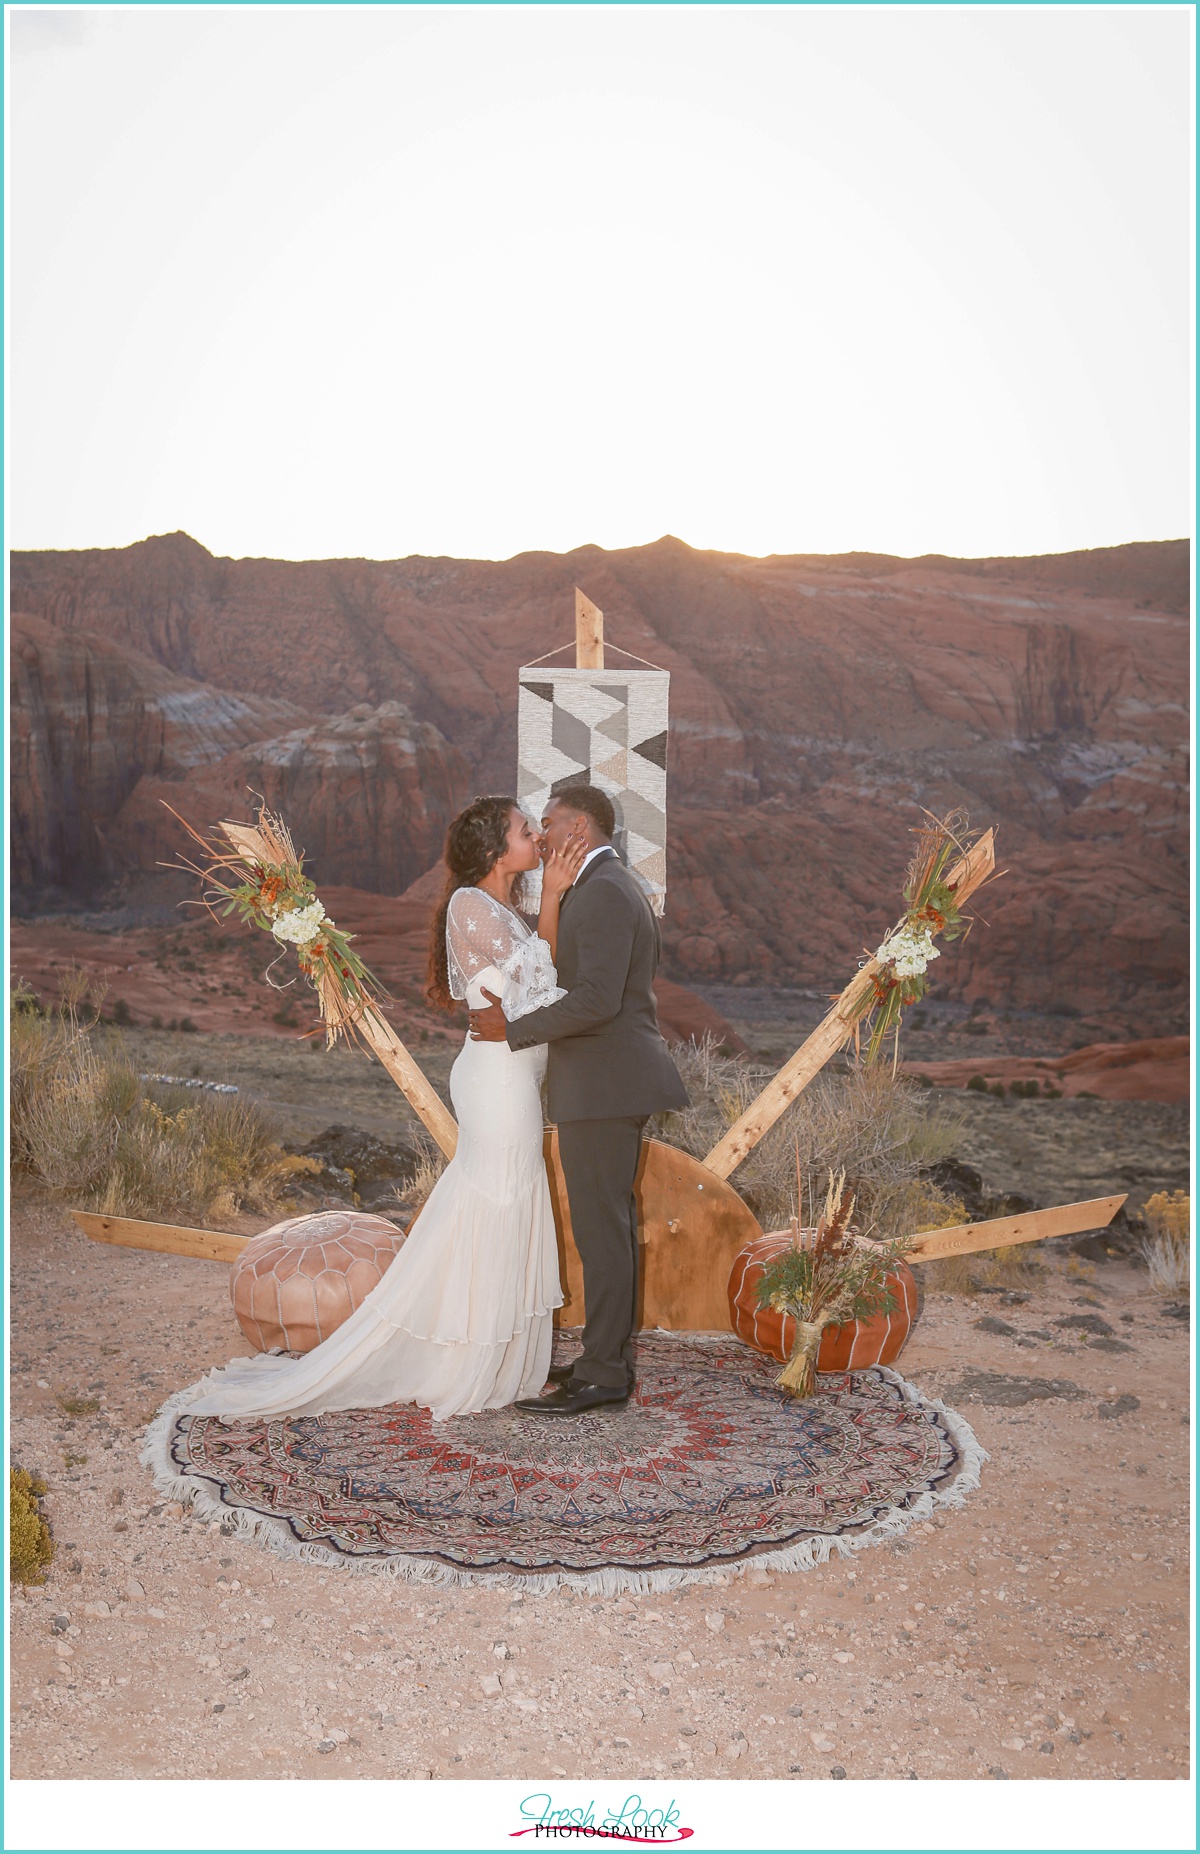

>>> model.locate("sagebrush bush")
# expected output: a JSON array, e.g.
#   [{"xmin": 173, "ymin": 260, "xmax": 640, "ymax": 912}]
[
  {"xmin": 10, "ymin": 1468, "xmax": 54, "ymax": 1586},
  {"xmin": 1143, "ymin": 1190, "xmax": 1190, "ymax": 1246},
  {"xmin": 10, "ymin": 976, "xmax": 296, "ymax": 1223},
  {"xmin": 651, "ymin": 1034, "xmax": 964, "ymax": 1237},
  {"xmin": 1140, "ymin": 1190, "xmax": 1190, "ymax": 1296}
]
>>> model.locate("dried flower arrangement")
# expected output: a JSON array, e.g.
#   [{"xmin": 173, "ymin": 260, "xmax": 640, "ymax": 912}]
[
  {"xmin": 163, "ymin": 801, "xmax": 460, "ymax": 1158},
  {"xmin": 755, "ymin": 1162, "xmax": 914, "ymax": 1399},
  {"xmin": 163, "ymin": 802, "xmax": 387, "ymax": 1050},
  {"xmin": 851, "ymin": 808, "xmax": 992, "ymax": 1065}
]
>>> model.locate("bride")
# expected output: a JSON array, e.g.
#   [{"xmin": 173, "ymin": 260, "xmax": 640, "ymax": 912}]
[{"xmin": 151, "ymin": 794, "xmax": 586, "ymax": 1426}]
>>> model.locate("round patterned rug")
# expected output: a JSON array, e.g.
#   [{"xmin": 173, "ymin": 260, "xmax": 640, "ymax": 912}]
[{"xmin": 142, "ymin": 1332, "xmax": 985, "ymax": 1592}]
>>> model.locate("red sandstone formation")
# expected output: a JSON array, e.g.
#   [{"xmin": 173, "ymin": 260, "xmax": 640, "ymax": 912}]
[
  {"xmin": 902, "ymin": 1036, "xmax": 1190, "ymax": 1105},
  {"xmin": 10, "ymin": 531, "xmax": 1189, "ymax": 1035}
]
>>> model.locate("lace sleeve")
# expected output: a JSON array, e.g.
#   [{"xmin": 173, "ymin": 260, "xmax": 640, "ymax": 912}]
[
  {"xmin": 502, "ymin": 930, "xmax": 568, "ymax": 1021},
  {"xmin": 445, "ymin": 889, "xmax": 566, "ymax": 1020}
]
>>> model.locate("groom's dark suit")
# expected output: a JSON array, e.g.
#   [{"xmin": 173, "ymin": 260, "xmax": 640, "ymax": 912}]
[{"xmin": 506, "ymin": 848, "xmax": 689, "ymax": 1388}]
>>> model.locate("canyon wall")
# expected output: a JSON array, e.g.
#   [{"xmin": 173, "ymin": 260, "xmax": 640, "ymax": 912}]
[{"xmin": 10, "ymin": 531, "xmax": 1189, "ymax": 1031}]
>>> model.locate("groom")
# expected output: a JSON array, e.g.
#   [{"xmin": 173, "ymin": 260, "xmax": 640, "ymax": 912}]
[{"xmin": 469, "ymin": 783, "xmax": 688, "ymax": 1414}]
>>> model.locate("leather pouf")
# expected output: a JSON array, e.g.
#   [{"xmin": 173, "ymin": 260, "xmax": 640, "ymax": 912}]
[
  {"xmin": 727, "ymin": 1229, "xmax": 920, "ymax": 1371},
  {"xmin": 230, "ymin": 1210, "xmax": 408, "ymax": 1354}
]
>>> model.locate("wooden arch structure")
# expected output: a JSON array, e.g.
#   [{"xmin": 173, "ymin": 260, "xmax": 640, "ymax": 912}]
[{"xmin": 73, "ymin": 590, "xmax": 1124, "ymax": 1318}]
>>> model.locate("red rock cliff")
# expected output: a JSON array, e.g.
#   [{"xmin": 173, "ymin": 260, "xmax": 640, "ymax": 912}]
[{"xmin": 10, "ymin": 531, "xmax": 1189, "ymax": 1032}]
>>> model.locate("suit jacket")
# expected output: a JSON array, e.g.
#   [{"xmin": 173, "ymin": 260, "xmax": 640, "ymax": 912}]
[{"xmin": 506, "ymin": 848, "xmax": 690, "ymax": 1123}]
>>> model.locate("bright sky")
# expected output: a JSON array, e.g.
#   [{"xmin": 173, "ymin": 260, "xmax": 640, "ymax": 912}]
[{"xmin": 7, "ymin": 4, "xmax": 1193, "ymax": 563}]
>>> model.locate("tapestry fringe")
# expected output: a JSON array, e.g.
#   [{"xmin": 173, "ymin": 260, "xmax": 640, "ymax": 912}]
[{"xmin": 139, "ymin": 1363, "xmax": 986, "ymax": 1597}]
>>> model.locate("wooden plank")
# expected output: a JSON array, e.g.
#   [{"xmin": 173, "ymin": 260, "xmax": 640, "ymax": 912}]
[
  {"xmin": 905, "ymin": 1194, "xmax": 1126, "ymax": 1263},
  {"xmin": 358, "ymin": 1006, "xmax": 459, "ymax": 1160},
  {"xmin": 575, "ymin": 587, "xmax": 604, "ymax": 668},
  {"xmin": 70, "ymin": 1211, "xmax": 248, "ymax": 1265},
  {"xmin": 701, "ymin": 829, "xmax": 996, "ymax": 1180}
]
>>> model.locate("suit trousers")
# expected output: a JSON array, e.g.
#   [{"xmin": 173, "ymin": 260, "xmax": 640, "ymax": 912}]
[{"xmin": 556, "ymin": 1115, "xmax": 647, "ymax": 1389}]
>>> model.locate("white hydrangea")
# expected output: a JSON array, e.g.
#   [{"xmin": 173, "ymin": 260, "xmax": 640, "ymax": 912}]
[
  {"xmin": 270, "ymin": 899, "xmax": 327, "ymax": 946},
  {"xmin": 876, "ymin": 924, "xmax": 940, "ymax": 980}
]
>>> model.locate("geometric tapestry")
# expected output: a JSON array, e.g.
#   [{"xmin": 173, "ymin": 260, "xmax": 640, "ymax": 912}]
[{"xmin": 517, "ymin": 667, "xmax": 669, "ymax": 915}]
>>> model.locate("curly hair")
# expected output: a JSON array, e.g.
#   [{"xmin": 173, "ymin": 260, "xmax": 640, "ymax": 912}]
[{"xmin": 426, "ymin": 795, "xmax": 526, "ymax": 1011}]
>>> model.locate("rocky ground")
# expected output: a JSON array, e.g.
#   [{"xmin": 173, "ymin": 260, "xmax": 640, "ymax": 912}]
[
  {"xmin": 9, "ymin": 983, "xmax": 1190, "ymax": 1782},
  {"xmin": 922, "ymin": 1093, "xmax": 1189, "ymax": 1229},
  {"xmin": 700, "ymin": 984, "xmax": 1190, "ymax": 1225},
  {"xmin": 9, "ymin": 1196, "xmax": 1190, "ymax": 1783}
]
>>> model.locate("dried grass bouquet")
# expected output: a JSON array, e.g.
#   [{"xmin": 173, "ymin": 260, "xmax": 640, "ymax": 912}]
[{"xmin": 756, "ymin": 1164, "xmax": 914, "ymax": 1399}]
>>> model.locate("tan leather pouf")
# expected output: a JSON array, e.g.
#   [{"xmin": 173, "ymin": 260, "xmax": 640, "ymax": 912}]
[{"xmin": 229, "ymin": 1210, "xmax": 408, "ymax": 1354}]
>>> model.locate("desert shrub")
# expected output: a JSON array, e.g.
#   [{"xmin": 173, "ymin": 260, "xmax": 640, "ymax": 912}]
[
  {"xmin": 10, "ymin": 977, "xmax": 295, "ymax": 1223},
  {"xmin": 1144, "ymin": 1189, "xmax": 1191, "ymax": 1244},
  {"xmin": 651, "ymin": 1034, "xmax": 964, "ymax": 1238},
  {"xmin": 1140, "ymin": 1190, "xmax": 1190, "ymax": 1296},
  {"xmin": 921, "ymin": 1252, "xmax": 980, "ymax": 1296},
  {"xmin": 12, "ymin": 975, "xmax": 142, "ymax": 1190},
  {"xmin": 10, "ymin": 1468, "xmax": 54, "ymax": 1586},
  {"xmin": 391, "ymin": 1136, "xmax": 448, "ymax": 1217},
  {"xmin": 924, "ymin": 1240, "xmax": 1046, "ymax": 1298}
]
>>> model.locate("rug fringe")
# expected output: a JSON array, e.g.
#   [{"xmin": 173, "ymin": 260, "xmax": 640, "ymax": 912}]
[{"xmin": 139, "ymin": 1363, "xmax": 987, "ymax": 1596}]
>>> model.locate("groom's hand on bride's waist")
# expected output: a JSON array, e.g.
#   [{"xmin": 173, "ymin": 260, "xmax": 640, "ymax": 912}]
[{"xmin": 468, "ymin": 988, "xmax": 508, "ymax": 1041}]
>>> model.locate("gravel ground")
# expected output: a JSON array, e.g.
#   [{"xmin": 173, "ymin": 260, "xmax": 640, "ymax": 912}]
[{"xmin": 9, "ymin": 1198, "xmax": 1190, "ymax": 1782}]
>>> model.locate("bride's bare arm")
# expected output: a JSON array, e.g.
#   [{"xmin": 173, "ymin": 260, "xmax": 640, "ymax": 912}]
[{"xmin": 536, "ymin": 831, "xmax": 587, "ymax": 962}]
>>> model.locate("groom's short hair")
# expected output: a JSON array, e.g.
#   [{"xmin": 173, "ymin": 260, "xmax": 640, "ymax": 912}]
[{"xmin": 551, "ymin": 782, "xmax": 615, "ymax": 841}]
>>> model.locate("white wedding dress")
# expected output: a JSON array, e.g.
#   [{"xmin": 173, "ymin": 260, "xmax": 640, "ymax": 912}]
[{"xmin": 155, "ymin": 888, "xmax": 566, "ymax": 1424}]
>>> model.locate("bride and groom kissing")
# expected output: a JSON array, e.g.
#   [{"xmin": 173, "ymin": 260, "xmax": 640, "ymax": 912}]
[{"xmin": 168, "ymin": 784, "xmax": 689, "ymax": 1429}]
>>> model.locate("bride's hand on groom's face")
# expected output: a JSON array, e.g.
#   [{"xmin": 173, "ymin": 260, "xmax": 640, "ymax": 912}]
[
  {"xmin": 539, "ymin": 828, "xmax": 588, "ymax": 900},
  {"xmin": 469, "ymin": 988, "xmax": 508, "ymax": 1041}
]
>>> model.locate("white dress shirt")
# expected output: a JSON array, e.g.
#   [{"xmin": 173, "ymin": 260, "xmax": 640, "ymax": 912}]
[{"xmin": 571, "ymin": 844, "xmax": 616, "ymax": 887}]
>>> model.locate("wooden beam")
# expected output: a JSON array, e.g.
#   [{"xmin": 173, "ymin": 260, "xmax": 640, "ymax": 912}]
[
  {"xmin": 905, "ymin": 1194, "xmax": 1126, "ymax": 1263},
  {"xmin": 575, "ymin": 588, "xmax": 604, "ymax": 668},
  {"xmin": 701, "ymin": 829, "xmax": 997, "ymax": 1180},
  {"xmin": 357, "ymin": 1006, "xmax": 458, "ymax": 1159},
  {"xmin": 70, "ymin": 1211, "xmax": 248, "ymax": 1265}
]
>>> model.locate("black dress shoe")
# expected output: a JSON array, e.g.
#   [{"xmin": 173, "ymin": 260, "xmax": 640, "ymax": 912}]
[
  {"xmin": 546, "ymin": 1361, "xmax": 635, "ymax": 1389},
  {"xmin": 516, "ymin": 1381, "xmax": 630, "ymax": 1416}
]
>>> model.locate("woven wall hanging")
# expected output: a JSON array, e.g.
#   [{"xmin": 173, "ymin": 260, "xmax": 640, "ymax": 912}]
[{"xmin": 517, "ymin": 662, "xmax": 670, "ymax": 915}]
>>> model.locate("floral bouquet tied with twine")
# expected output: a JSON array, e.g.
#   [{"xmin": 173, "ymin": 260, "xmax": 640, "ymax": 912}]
[
  {"xmin": 854, "ymin": 808, "xmax": 989, "ymax": 1065},
  {"xmin": 756, "ymin": 1168, "xmax": 914, "ymax": 1399},
  {"xmin": 163, "ymin": 802, "xmax": 388, "ymax": 1049}
]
